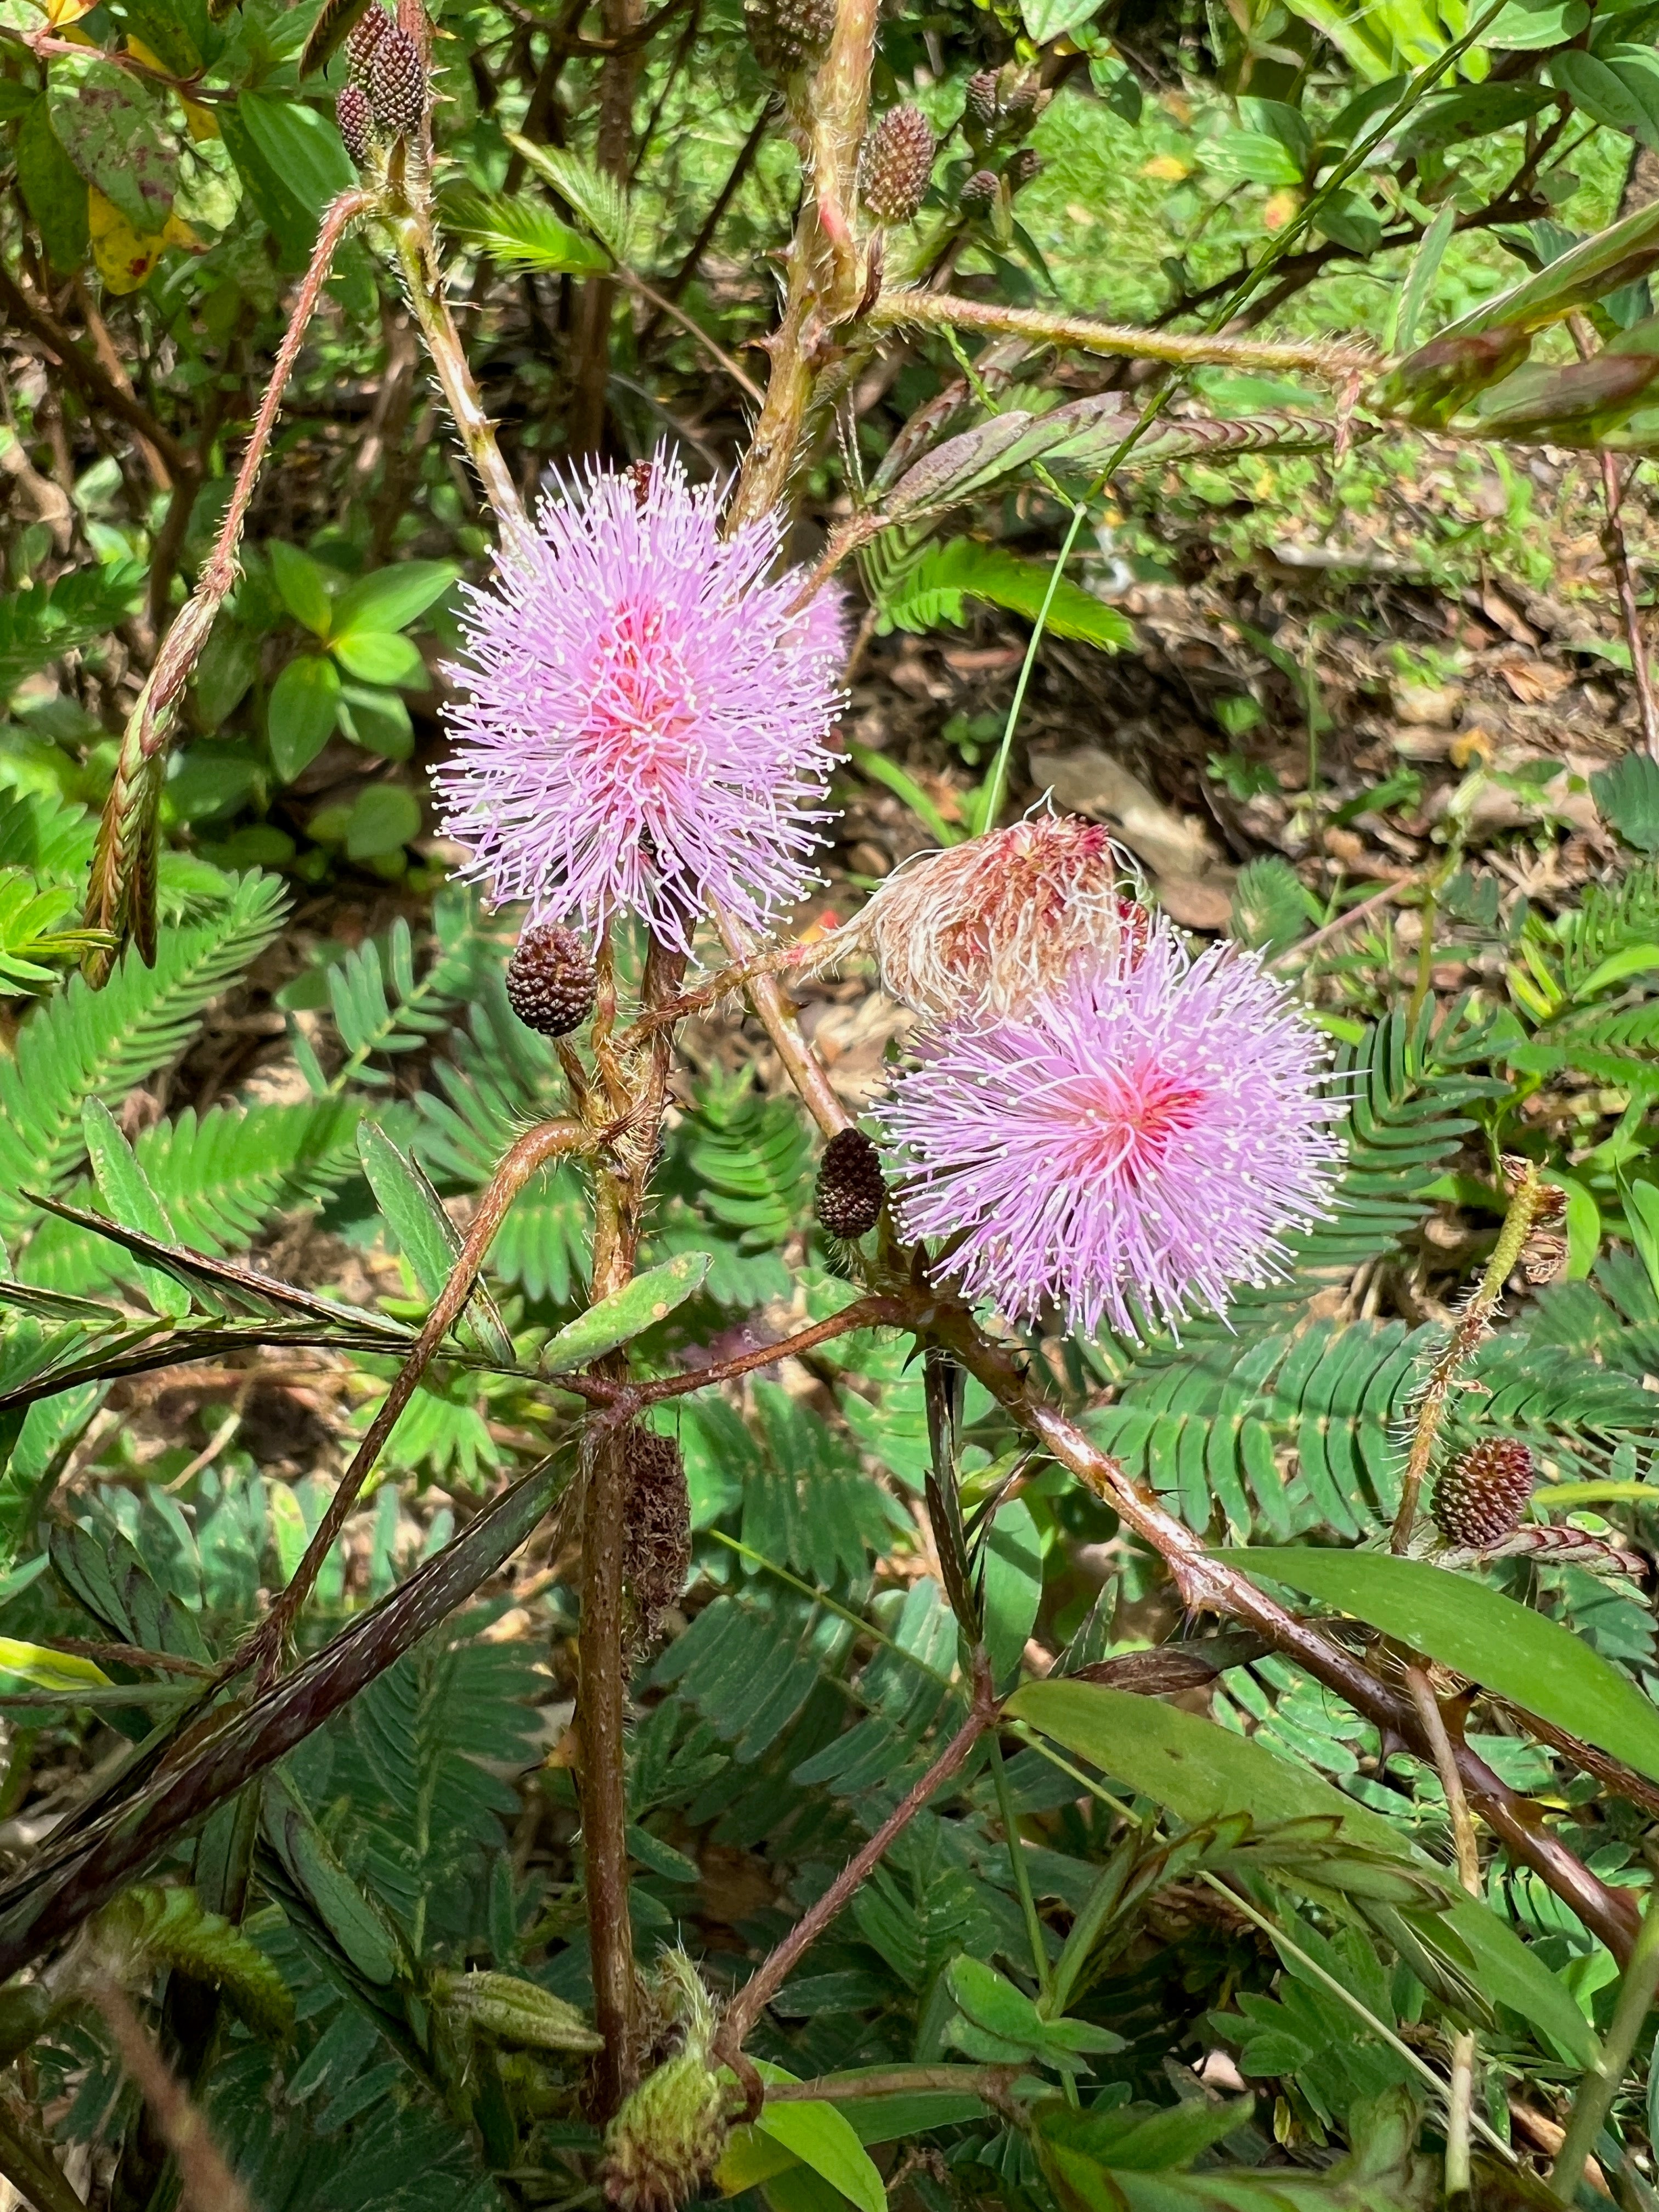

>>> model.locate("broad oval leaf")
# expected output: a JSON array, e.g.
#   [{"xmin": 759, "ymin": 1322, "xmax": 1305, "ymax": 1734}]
[
  {"xmin": 1008, "ymin": 1678, "xmax": 1597, "ymax": 2064},
  {"xmin": 331, "ymin": 630, "xmax": 428, "ymax": 689},
  {"xmin": 541, "ymin": 1251, "xmax": 713, "ymax": 1374},
  {"xmin": 1214, "ymin": 1547, "xmax": 1659, "ymax": 1787},
  {"xmin": 331, "ymin": 560, "xmax": 459, "ymax": 638},
  {"xmin": 268, "ymin": 654, "xmax": 342, "ymax": 782}
]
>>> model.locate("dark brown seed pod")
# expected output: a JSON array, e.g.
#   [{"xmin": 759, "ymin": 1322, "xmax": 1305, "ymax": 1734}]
[
  {"xmin": 1007, "ymin": 146, "xmax": 1041, "ymax": 192},
  {"xmin": 815, "ymin": 1127, "xmax": 886, "ymax": 1241},
  {"xmin": 963, "ymin": 69, "xmax": 998, "ymax": 142},
  {"xmin": 744, "ymin": 0, "xmax": 835, "ymax": 74},
  {"xmin": 337, "ymin": 82, "xmax": 374, "ymax": 165},
  {"xmin": 860, "ymin": 105, "xmax": 936, "ymax": 226},
  {"xmin": 343, "ymin": 4, "xmax": 388, "ymax": 84},
  {"xmin": 622, "ymin": 1429, "xmax": 691, "ymax": 1652},
  {"xmin": 368, "ymin": 22, "xmax": 426, "ymax": 137},
  {"xmin": 505, "ymin": 922, "xmax": 597, "ymax": 1037},
  {"xmin": 959, "ymin": 168, "xmax": 1000, "ymax": 215},
  {"xmin": 1432, "ymin": 1437, "xmax": 1537, "ymax": 1549}
]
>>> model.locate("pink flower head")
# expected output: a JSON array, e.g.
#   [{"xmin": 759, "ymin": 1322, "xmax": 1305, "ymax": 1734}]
[
  {"xmin": 878, "ymin": 920, "xmax": 1342, "ymax": 1339},
  {"xmin": 435, "ymin": 449, "xmax": 847, "ymax": 952},
  {"xmin": 844, "ymin": 811, "xmax": 1148, "ymax": 1020}
]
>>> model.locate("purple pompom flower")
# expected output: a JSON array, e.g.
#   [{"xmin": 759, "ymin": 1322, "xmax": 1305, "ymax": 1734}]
[
  {"xmin": 435, "ymin": 449, "xmax": 846, "ymax": 952},
  {"xmin": 878, "ymin": 921, "xmax": 1342, "ymax": 1339}
]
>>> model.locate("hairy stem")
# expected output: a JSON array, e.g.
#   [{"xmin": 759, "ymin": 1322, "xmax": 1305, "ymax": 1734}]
[
  {"xmin": 579, "ymin": 933, "xmax": 687, "ymax": 2117},
  {"xmin": 865, "ymin": 289, "xmax": 1378, "ymax": 376},
  {"xmin": 716, "ymin": 1656, "xmax": 995, "ymax": 2058},
  {"xmin": 1406, "ymin": 1664, "xmax": 1480, "ymax": 2204},
  {"xmin": 714, "ymin": 907, "xmax": 850, "ymax": 1138},
  {"xmin": 1550, "ymin": 1878, "xmax": 1659, "ymax": 2201},
  {"xmin": 1390, "ymin": 1161, "xmax": 1548, "ymax": 1551},
  {"xmin": 241, "ymin": 1118, "xmax": 589, "ymax": 1685},
  {"xmin": 82, "ymin": 188, "xmax": 369, "ymax": 977},
  {"xmin": 725, "ymin": 0, "xmax": 878, "ymax": 528},
  {"xmin": 92, "ymin": 1982, "xmax": 251, "ymax": 2212},
  {"xmin": 388, "ymin": 207, "xmax": 528, "ymax": 539}
]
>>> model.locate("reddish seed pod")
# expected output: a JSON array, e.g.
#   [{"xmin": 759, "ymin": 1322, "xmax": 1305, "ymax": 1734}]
[
  {"xmin": 368, "ymin": 22, "xmax": 426, "ymax": 137},
  {"xmin": 336, "ymin": 82, "xmax": 374, "ymax": 165},
  {"xmin": 1432, "ymin": 1438, "xmax": 1537, "ymax": 1549},
  {"xmin": 744, "ymin": 0, "xmax": 835, "ymax": 75},
  {"xmin": 960, "ymin": 168, "xmax": 1000, "ymax": 215},
  {"xmin": 343, "ymin": 4, "xmax": 388, "ymax": 84}
]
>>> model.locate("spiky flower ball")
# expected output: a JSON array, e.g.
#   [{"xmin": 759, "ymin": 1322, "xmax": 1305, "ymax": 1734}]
[
  {"xmin": 368, "ymin": 22, "xmax": 425, "ymax": 136},
  {"xmin": 436, "ymin": 447, "xmax": 845, "ymax": 953},
  {"xmin": 816, "ymin": 1127, "xmax": 887, "ymax": 1240},
  {"xmin": 344, "ymin": 4, "xmax": 387, "ymax": 83},
  {"xmin": 1432, "ymin": 1439, "xmax": 1537, "ymax": 1549},
  {"xmin": 744, "ymin": 0, "xmax": 834, "ymax": 74},
  {"xmin": 861, "ymin": 106, "xmax": 936, "ymax": 225},
  {"xmin": 505, "ymin": 922, "xmax": 596, "ymax": 1037},
  {"xmin": 622, "ymin": 1429, "xmax": 691, "ymax": 1651},
  {"xmin": 847, "ymin": 814, "xmax": 1148, "ymax": 1022},
  {"xmin": 878, "ymin": 921, "xmax": 1342, "ymax": 1339},
  {"xmin": 602, "ymin": 1954, "xmax": 727, "ymax": 2212},
  {"xmin": 960, "ymin": 168, "xmax": 1000, "ymax": 215},
  {"xmin": 337, "ymin": 82, "xmax": 374, "ymax": 165}
]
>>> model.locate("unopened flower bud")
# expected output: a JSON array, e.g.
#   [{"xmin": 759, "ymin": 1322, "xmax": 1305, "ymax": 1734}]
[
  {"xmin": 960, "ymin": 167, "xmax": 1000, "ymax": 215},
  {"xmin": 337, "ymin": 81, "xmax": 374, "ymax": 164},
  {"xmin": 506, "ymin": 922, "xmax": 597, "ymax": 1037},
  {"xmin": 602, "ymin": 1953, "xmax": 727, "ymax": 2212},
  {"xmin": 432, "ymin": 1970, "xmax": 603, "ymax": 2051},
  {"xmin": 860, "ymin": 105, "xmax": 936, "ymax": 225},
  {"xmin": 1007, "ymin": 146, "xmax": 1041, "ymax": 192},
  {"xmin": 816, "ymin": 1127, "xmax": 887, "ymax": 1239},
  {"xmin": 963, "ymin": 69, "xmax": 998, "ymax": 144},
  {"xmin": 1432, "ymin": 1438, "xmax": 1537, "ymax": 1550},
  {"xmin": 369, "ymin": 22, "xmax": 426, "ymax": 137},
  {"xmin": 744, "ymin": 0, "xmax": 834, "ymax": 75},
  {"xmin": 344, "ymin": 4, "xmax": 387, "ymax": 83}
]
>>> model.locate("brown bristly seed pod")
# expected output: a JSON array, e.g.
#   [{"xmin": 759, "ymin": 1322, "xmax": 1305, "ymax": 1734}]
[
  {"xmin": 368, "ymin": 22, "xmax": 426, "ymax": 137},
  {"xmin": 505, "ymin": 922, "xmax": 597, "ymax": 1037},
  {"xmin": 859, "ymin": 106, "xmax": 936, "ymax": 227},
  {"xmin": 337, "ymin": 82, "xmax": 374, "ymax": 165},
  {"xmin": 621, "ymin": 1429, "xmax": 691, "ymax": 1653},
  {"xmin": 344, "ymin": 4, "xmax": 388, "ymax": 84},
  {"xmin": 1431, "ymin": 1437, "xmax": 1537, "ymax": 1549},
  {"xmin": 743, "ymin": 0, "xmax": 835, "ymax": 76},
  {"xmin": 960, "ymin": 168, "xmax": 1000, "ymax": 215},
  {"xmin": 1007, "ymin": 146, "xmax": 1041, "ymax": 192},
  {"xmin": 815, "ymin": 1127, "xmax": 887, "ymax": 1241}
]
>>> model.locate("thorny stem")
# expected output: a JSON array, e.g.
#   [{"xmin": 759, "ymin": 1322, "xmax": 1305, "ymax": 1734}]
[
  {"xmin": 632, "ymin": 1295, "xmax": 906, "ymax": 1403},
  {"xmin": 1389, "ymin": 1160, "xmax": 1549, "ymax": 1553},
  {"xmin": 82, "ymin": 188, "xmax": 370, "ymax": 975},
  {"xmin": 716, "ymin": 1654, "xmax": 997, "ymax": 2059},
  {"xmin": 92, "ymin": 1982, "xmax": 252, "ymax": 2212},
  {"xmin": 715, "ymin": 908, "xmax": 851, "ymax": 1138},
  {"xmin": 864, "ymin": 290, "xmax": 1379, "ymax": 378},
  {"xmin": 1568, "ymin": 314, "xmax": 1659, "ymax": 759},
  {"xmin": 763, "ymin": 2064, "xmax": 1021, "ymax": 2116},
  {"xmin": 388, "ymin": 208, "xmax": 528, "ymax": 541},
  {"xmin": 240, "ymin": 1118, "xmax": 590, "ymax": 1688},
  {"xmin": 1406, "ymin": 1664, "xmax": 1480, "ymax": 2204},
  {"xmin": 615, "ymin": 936, "xmax": 812, "ymax": 1044},
  {"xmin": 725, "ymin": 0, "xmax": 879, "ymax": 529},
  {"xmin": 579, "ymin": 932, "xmax": 687, "ymax": 2118},
  {"xmin": 1550, "ymin": 1875, "xmax": 1659, "ymax": 2202}
]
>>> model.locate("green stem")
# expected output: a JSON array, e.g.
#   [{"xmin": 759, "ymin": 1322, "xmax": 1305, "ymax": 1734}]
[
  {"xmin": 989, "ymin": 1733, "xmax": 1051, "ymax": 2002},
  {"xmin": 980, "ymin": 500, "xmax": 1089, "ymax": 833},
  {"xmin": 1550, "ymin": 1882, "xmax": 1659, "ymax": 2201},
  {"xmin": 865, "ymin": 290, "xmax": 1376, "ymax": 375}
]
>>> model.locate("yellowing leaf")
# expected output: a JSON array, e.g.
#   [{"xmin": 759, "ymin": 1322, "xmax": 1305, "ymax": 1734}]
[
  {"xmin": 44, "ymin": 0, "xmax": 95, "ymax": 25},
  {"xmin": 181, "ymin": 95, "xmax": 220, "ymax": 141},
  {"xmin": 88, "ymin": 189, "xmax": 197, "ymax": 291},
  {"xmin": 0, "ymin": 1638, "xmax": 111, "ymax": 1694},
  {"xmin": 125, "ymin": 33, "xmax": 165, "ymax": 65},
  {"xmin": 1141, "ymin": 152, "xmax": 1191, "ymax": 180},
  {"xmin": 1262, "ymin": 188, "xmax": 1301, "ymax": 230},
  {"xmin": 89, "ymin": 188, "xmax": 165, "ymax": 291}
]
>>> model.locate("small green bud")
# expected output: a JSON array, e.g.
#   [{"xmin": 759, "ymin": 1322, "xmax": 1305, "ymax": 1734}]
[
  {"xmin": 602, "ymin": 2049, "xmax": 730, "ymax": 2212},
  {"xmin": 431, "ymin": 1970, "xmax": 604, "ymax": 2052}
]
